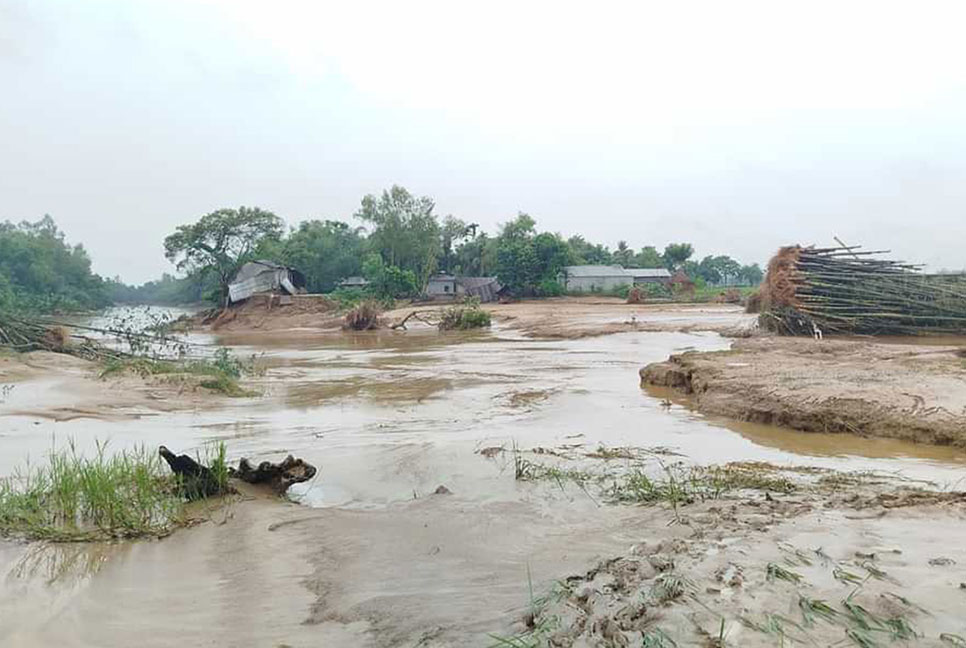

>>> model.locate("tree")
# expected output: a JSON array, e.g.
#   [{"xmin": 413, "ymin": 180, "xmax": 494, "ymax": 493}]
[
  {"xmin": 0, "ymin": 215, "xmax": 109, "ymax": 312},
  {"xmin": 355, "ymin": 186, "xmax": 441, "ymax": 287},
  {"xmin": 455, "ymin": 232, "xmax": 498, "ymax": 276},
  {"xmin": 163, "ymin": 207, "xmax": 284, "ymax": 302},
  {"xmin": 634, "ymin": 246, "xmax": 664, "ymax": 268},
  {"xmin": 439, "ymin": 216, "xmax": 474, "ymax": 274},
  {"xmin": 281, "ymin": 220, "xmax": 364, "ymax": 293},
  {"xmin": 739, "ymin": 263, "xmax": 764, "ymax": 286},
  {"xmin": 362, "ymin": 253, "xmax": 419, "ymax": 299},
  {"xmin": 568, "ymin": 235, "xmax": 612, "ymax": 265},
  {"xmin": 614, "ymin": 240, "xmax": 634, "ymax": 267},
  {"xmin": 662, "ymin": 243, "xmax": 694, "ymax": 270}
]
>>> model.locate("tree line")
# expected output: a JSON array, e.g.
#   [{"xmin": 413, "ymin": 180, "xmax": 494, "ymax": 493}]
[
  {"xmin": 1, "ymin": 185, "xmax": 764, "ymax": 311},
  {"xmin": 158, "ymin": 185, "xmax": 763, "ymax": 303}
]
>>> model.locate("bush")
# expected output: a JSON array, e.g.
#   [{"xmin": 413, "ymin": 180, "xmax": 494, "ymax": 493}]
[
  {"xmin": 535, "ymin": 279, "xmax": 565, "ymax": 297},
  {"xmin": 626, "ymin": 286, "xmax": 644, "ymax": 304},
  {"xmin": 343, "ymin": 300, "xmax": 382, "ymax": 330},
  {"xmin": 439, "ymin": 304, "xmax": 492, "ymax": 330}
]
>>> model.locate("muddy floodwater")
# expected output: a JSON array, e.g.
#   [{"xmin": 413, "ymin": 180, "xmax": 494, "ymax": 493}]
[{"xmin": 3, "ymin": 311, "xmax": 966, "ymax": 646}]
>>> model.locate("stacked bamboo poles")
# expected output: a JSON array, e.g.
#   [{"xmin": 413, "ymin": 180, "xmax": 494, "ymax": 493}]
[{"xmin": 760, "ymin": 245, "xmax": 966, "ymax": 336}]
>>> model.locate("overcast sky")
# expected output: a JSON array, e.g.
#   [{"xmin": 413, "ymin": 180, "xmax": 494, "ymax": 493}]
[{"xmin": 2, "ymin": 0, "xmax": 965, "ymax": 283}]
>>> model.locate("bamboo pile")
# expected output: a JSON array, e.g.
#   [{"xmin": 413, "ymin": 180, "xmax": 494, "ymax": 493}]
[{"xmin": 760, "ymin": 245, "xmax": 966, "ymax": 336}]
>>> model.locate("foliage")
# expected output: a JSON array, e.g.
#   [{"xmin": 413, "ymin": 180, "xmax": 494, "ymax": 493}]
[
  {"xmin": 568, "ymin": 234, "xmax": 612, "ymax": 265},
  {"xmin": 362, "ymin": 254, "xmax": 419, "ymax": 300},
  {"xmin": 163, "ymin": 206, "xmax": 284, "ymax": 303},
  {"xmin": 0, "ymin": 215, "xmax": 110, "ymax": 313},
  {"xmin": 494, "ymin": 214, "xmax": 575, "ymax": 297},
  {"xmin": 356, "ymin": 185, "xmax": 441, "ymax": 287},
  {"xmin": 439, "ymin": 300, "xmax": 492, "ymax": 330},
  {"xmin": 0, "ymin": 441, "xmax": 185, "ymax": 541},
  {"xmin": 280, "ymin": 220, "xmax": 364, "ymax": 293},
  {"xmin": 99, "ymin": 347, "xmax": 257, "ymax": 397},
  {"xmin": 634, "ymin": 245, "xmax": 665, "ymax": 269},
  {"xmin": 106, "ymin": 272, "xmax": 208, "ymax": 305},
  {"xmin": 343, "ymin": 300, "xmax": 382, "ymax": 330},
  {"xmin": 662, "ymin": 243, "xmax": 694, "ymax": 270}
]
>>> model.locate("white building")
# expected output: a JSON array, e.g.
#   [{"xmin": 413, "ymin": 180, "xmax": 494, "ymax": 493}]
[{"xmin": 560, "ymin": 265, "xmax": 670, "ymax": 292}]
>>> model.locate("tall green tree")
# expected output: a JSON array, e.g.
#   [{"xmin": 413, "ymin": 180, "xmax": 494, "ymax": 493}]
[
  {"xmin": 568, "ymin": 235, "xmax": 612, "ymax": 265},
  {"xmin": 634, "ymin": 246, "xmax": 664, "ymax": 268},
  {"xmin": 281, "ymin": 220, "xmax": 364, "ymax": 293},
  {"xmin": 163, "ymin": 207, "xmax": 284, "ymax": 302},
  {"xmin": 613, "ymin": 240, "xmax": 634, "ymax": 267},
  {"xmin": 662, "ymin": 243, "xmax": 694, "ymax": 270},
  {"xmin": 355, "ymin": 186, "xmax": 441, "ymax": 286}
]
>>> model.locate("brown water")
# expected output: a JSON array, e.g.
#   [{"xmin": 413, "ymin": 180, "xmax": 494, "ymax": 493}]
[{"xmin": 3, "ymin": 321, "xmax": 966, "ymax": 645}]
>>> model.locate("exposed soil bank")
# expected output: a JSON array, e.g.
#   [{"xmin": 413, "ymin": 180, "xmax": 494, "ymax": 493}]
[{"xmin": 641, "ymin": 336, "xmax": 966, "ymax": 447}]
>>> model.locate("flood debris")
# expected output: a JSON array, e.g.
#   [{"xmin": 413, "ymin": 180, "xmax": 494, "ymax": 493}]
[
  {"xmin": 759, "ymin": 244, "xmax": 966, "ymax": 335},
  {"xmin": 343, "ymin": 300, "xmax": 383, "ymax": 330},
  {"xmin": 159, "ymin": 445, "xmax": 227, "ymax": 499},
  {"xmin": 230, "ymin": 454, "xmax": 317, "ymax": 494}
]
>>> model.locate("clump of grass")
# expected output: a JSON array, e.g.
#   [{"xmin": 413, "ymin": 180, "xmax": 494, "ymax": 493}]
[
  {"xmin": 650, "ymin": 572, "xmax": 692, "ymax": 603},
  {"xmin": 0, "ymin": 441, "xmax": 186, "ymax": 541},
  {"xmin": 766, "ymin": 562, "xmax": 803, "ymax": 584},
  {"xmin": 438, "ymin": 303, "xmax": 491, "ymax": 330},
  {"xmin": 343, "ymin": 300, "xmax": 382, "ymax": 330},
  {"xmin": 100, "ymin": 347, "xmax": 257, "ymax": 396},
  {"xmin": 941, "ymin": 634, "xmax": 966, "ymax": 647}
]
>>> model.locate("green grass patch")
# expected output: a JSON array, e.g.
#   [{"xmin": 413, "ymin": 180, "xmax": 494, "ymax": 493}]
[
  {"xmin": 0, "ymin": 441, "xmax": 231, "ymax": 541},
  {"xmin": 99, "ymin": 347, "xmax": 257, "ymax": 396},
  {"xmin": 0, "ymin": 442, "xmax": 185, "ymax": 541}
]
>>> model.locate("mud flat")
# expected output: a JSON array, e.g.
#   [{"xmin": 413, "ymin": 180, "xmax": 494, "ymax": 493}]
[{"xmin": 641, "ymin": 336, "xmax": 966, "ymax": 447}]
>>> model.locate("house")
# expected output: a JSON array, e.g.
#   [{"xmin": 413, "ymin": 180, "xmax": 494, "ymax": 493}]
[
  {"xmin": 337, "ymin": 276, "xmax": 370, "ymax": 290},
  {"xmin": 457, "ymin": 277, "xmax": 503, "ymax": 303},
  {"xmin": 426, "ymin": 274, "xmax": 458, "ymax": 297},
  {"xmin": 560, "ymin": 265, "xmax": 670, "ymax": 292},
  {"xmin": 228, "ymin": 260, "xmax": 306, "ymax": 304}
]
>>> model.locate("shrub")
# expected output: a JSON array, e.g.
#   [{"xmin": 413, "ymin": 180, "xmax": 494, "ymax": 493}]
[
  {"xmin": 439, "ymin": 304, "xmax": 492, "ymax": 330},
  {"xmin": 626, "ymin": 286, "xmax": 645, "ymax": 304},
  {"xmin": 343, "ymin": 300, "xmax": 382, "ymax": 330},
  {"xmin": 535, "ymin": 279, "xmax": 565, "ymax": 297}
]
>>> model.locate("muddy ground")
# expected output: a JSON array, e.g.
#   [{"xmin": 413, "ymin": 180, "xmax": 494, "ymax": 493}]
[
  {"xmin": 2, "ymin": 303, "xmax": 966, "ymax": 647},
  {"xmin": 641, "ymin": 336, "xmax": 966, "ymax": 448}
]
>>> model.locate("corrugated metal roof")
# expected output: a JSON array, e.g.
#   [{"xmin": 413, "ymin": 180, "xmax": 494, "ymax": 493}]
[
  {"xmin": 563, "ymin": 265, "xmax": 629, "ymax": 277},
  {"xmin": 563, "ymin": 265, "xmax": 669, "ymax": 278},
  {"xmin": 629, "ymin": 268, "xmax": 671, "ymax": 278}
]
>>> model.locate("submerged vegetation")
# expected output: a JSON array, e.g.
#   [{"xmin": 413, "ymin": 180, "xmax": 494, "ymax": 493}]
[
  {"xmin": 100, "ymin": 347, "xmax": 258, "ymax": 396},
  {"xmin": 0, "ymin": 441, "xmax": 230, "ymax": 541}
]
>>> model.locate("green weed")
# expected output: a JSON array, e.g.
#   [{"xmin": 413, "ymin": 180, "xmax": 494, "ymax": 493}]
[{"xmin": 0, "ymin": 441, "xmax": 186, "ymax": 541}]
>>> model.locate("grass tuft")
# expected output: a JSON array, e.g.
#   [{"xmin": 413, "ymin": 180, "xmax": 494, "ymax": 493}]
[{"xmin": 0, "ymin": 441, "xmax": 187, "ymax": 541}]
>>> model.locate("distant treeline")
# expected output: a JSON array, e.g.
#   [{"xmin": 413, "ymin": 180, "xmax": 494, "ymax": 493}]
[
  {"xmin": 2, "ymin": 186, "xmax": 763, "ymax": 312},
  {"xmin": 0, "ymin": 216, "xmax": 111, "ymax": 313}
]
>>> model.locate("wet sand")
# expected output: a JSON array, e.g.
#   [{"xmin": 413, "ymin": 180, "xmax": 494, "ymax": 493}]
[
  {"xmin": 3, "ymin": 305, "xmax": 966, "ymax": 646},
  {"xmin": 641, "ymin": 336, "xmax": 966, "ymax": 447}
]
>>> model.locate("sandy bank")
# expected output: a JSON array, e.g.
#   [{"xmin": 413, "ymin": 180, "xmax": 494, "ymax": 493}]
[
  {"xmin": 641, "ymin": 336, "xmax": 966, "ymax": 447},
  {"xmin": 194, "ymin": 296, "xmax": 755, "ymax": 342}
]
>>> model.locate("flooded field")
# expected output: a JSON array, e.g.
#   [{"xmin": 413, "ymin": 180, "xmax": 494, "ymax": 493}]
[{"xmin": 2, "ymin": 305, "xmax": 966, "ymax": 646}]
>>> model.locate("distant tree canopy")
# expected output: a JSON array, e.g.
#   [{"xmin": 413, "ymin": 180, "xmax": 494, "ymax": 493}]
[
  {"xmin": 280, "ymin": 220, "xmax": 364, "ymax": 293},
  {"xmin": 163, "ymin": 206, "xmax": 284, "ymax": 302},
  {"xmin": 6, "ymin": 188, "xmax": 766, "ymax": 313},
  {"xmin": 0, "ymin": 215, "xmax": 109, "ymax": 312},
  {"xmin": 355, "ymin": 186, "xmax": 441, "ymax": 287}
]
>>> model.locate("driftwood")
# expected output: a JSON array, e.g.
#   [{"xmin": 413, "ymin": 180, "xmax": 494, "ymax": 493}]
[
  {"xmin": 159, "ymin": 446, "xmax": 318, "ymax": 497},
  {"xmin": 159, "ymin": 445, "xmax": 224, "ymax": 499},
  {"xmin": 230, "ymin": 455, "xmax": 317, "ymax": 494},
  {"xmin": 390, "ymin": 310, "xmax": 441, "ymax": 330}
]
